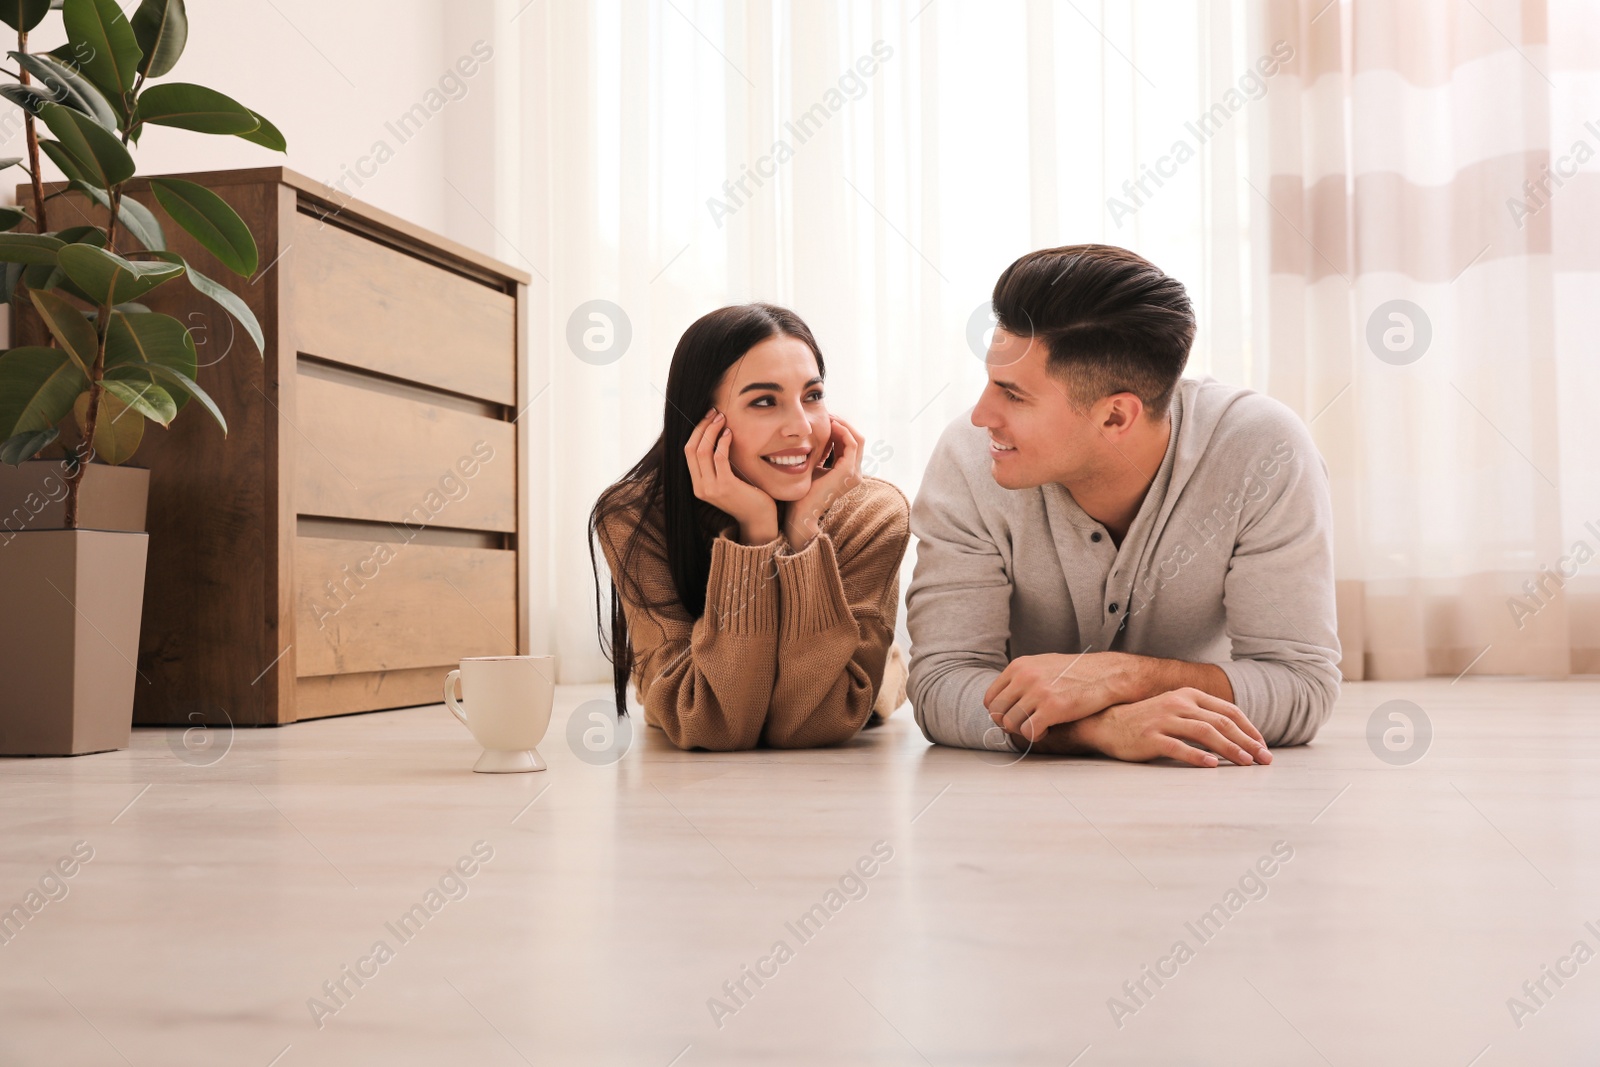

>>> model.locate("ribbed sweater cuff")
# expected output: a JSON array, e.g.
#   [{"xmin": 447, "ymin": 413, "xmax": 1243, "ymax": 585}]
[
  {"xmin": 705, "ymin": 531, "xmax": 782, "ymax": 636},
  {"xmin": 774, "ymin": 532, "xmax": 852, "ymax": 637}
]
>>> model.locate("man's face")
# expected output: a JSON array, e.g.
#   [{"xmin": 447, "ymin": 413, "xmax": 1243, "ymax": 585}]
[{"xmin": 969, "ymin": 327, "xmax": 1103, "ymax": 490}]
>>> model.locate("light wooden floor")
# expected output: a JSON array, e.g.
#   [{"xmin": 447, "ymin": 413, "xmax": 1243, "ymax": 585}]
[{"xmin": 2, "ymin": 678, "xmax": 1598, "ymax": 1066}]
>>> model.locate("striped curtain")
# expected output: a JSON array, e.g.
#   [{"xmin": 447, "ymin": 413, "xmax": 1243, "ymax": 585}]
[
  {"xmin": 515, "ymin": 0, "xmax": 1262, "ymax": 683},
  {"xmin": 1256, "ymin": 0, "xmax": 1600, "ymax": 680}
]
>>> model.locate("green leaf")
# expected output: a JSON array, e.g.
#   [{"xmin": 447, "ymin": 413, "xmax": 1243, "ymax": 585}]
[
  {"xmin": 104, "ymin": 308, "xmax": 194, "ymax": 414},
  {"xmin": 24, "ymin": 224, "xmax": 103, "ymax": 301},
  {"xmin": 236, "ymin": 109, "xmax": 285, "ymax": 152},
  {"xmin": 130, "ymin": 0, "xmax": 186, "ymax": 78},
  {"xmin": 0, "ymin": 260, "xmax": 24, "ymax": 303},
  {"xmin": 100, "ymin": 377, "xmax": 174, "ymax": 425},
  {"xmin": 73, "ymin": 385, "xmax": 142, "ymax": 464},
  {"xmin": 105, "ymin": 307, "xmax": 193, "ymax": 367},
  {"xmin": 47, "ymin": 42, "xmax": 86, "ymax": 65},
  {"xmin": 21, "ymin": 261, "xmax": 53, "ymax": 291},
  {"xmin": 0, "ymin": 0, "xmax": 52, "ymax": 32},
  {"xmin": 116, "ymin": 194, "xmax": 165, "ymax": 250},
  {"xmin": 73, "ymin": 181, "xmax": 165, "ymax": 251},
  {"xmin": 37, "ymin": 101, "xmax": 135, "ymax": 189},
  {"xmin": 55, "ymin": 223, "xmax": 108, "ymax": 246},
  {"xmin": 144, "ymin": 362, "xmax": 221, "ymax": 432},
  {"xmin": 0, "ymin": 157, "xmax": 21, "ymax": 170},
  {"xmin": 9, "ymin": 51, "xmax": 120, "ymax": 132},
  {"xmin": 0, "ymin": 345, "xmax": 87, "ymax": 439},
  {"xmin": 148, "ymin": 248, "xmax": 263, "ymax": 355},
  {"xmin": 0, "ymin": 82, "xmax": 58, "ymax": 116},
  {"xmin": 1, "ymin": 425, "xmax": 60, "ymax": 465},
  {"xmin": 109, "ymin": 360, "xmax": 224, "ymax": 433},
  {"xmin": 37, "ymin": 138, "xmax": 91, "ymax": 185},
  {"xmin": 29, "ymin": 287, "xmax": 98, "ymax": 375},
  {"xmin": 0, "ymin": 232, "xmax": 64, "ymax": 265},
  {"xmin": 56, "ymin": 243, "xmax": 184, "ymax": 304},
  {"xmin": 135, "ymin": 82, "xmax": 259, "ymax": 135},
  {"xmin": 62, "ymin": 0, "xmax": 143, "ymax": 99},
  {"xmin": 148, "ymin": 178, "xmax": 257, "ymax": 275}
]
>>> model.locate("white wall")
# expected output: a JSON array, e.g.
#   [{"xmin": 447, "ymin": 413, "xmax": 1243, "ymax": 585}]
[{"xmin": 2, "ymin": 0, "xmax": 499, "ymax": 235}]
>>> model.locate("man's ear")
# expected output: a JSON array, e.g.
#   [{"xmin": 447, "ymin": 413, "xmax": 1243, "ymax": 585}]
[{"xmin": 1098, "ymin": 392, "xmax": 1145, "ymax": 435}]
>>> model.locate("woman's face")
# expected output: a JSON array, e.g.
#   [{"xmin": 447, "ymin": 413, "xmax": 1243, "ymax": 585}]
[{"xmin": 708, "ymin": 333, "xmax": 830, "ymax": 502}]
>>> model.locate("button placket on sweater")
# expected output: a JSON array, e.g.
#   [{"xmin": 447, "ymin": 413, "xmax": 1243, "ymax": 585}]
[
  {"xmin": 1094, "ymin": 524, "xmax": 1149, "ymax": 647},
  {"xmin": 1083, "ymin": 523, "xmax": 1129, "ymax": 649}
]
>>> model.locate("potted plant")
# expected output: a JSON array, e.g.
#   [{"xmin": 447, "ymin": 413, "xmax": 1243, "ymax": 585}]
[{"xmin": 0, "ymin": 0, "xmax": 282, "ymax": 755}]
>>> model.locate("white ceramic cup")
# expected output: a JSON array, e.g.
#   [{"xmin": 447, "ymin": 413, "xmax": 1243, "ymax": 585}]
[{"xmin": 443, "ymin": 656, "xmax": 554, "ymax": 773}]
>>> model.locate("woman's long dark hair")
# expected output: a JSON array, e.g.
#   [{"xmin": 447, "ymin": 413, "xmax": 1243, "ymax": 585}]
[{"xmin": 587, "ymin": 303, "xmax": 827, "ymax": 717}]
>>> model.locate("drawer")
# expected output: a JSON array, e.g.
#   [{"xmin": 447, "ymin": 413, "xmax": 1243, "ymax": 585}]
[
  {"xmin": 294, "ymin": 537, "xmax": 517, "ymax": 676},
  {"xmin": 296, "ymin": 666, "xmax": 453, "ymax": 719},
  {"xmin": 293, "ymin": 368, "xmax": 516, "ymax": 532},
  {"xmin": 288, "ymin": 211, "xmax": 516, "ymax": 403}
]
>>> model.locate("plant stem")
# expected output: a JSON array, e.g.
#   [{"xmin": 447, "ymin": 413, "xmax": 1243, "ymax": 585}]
[
  {"xmin": 16, "ymin": 28, "xmax": 47, "ymax": 233},
  {"xmin": 56, "ymin": 56, "xmax": 148, "ymax": 523},
  {"xmin": 66, "ymin": 174, "xmax": 123, "ymax": 524},
  {"xmin": 106, "ymin": 188, "xmax": 120, "ymax": 253},
  {"xmin": 103, "ymin": 76, "xmax": 146, "ymax": 254},
  {"xmin": 60, "ymin": 57, "xmax": 148, "ymax": 524},
  {"xmin": 62, "ymin": 303, "xmax": 112, "ymax": 529}
]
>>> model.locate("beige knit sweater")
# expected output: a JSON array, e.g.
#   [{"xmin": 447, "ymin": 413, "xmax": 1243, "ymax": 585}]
[{"xmin": 597, "ymin": 476, "xmax": 910, "ymax": 750}]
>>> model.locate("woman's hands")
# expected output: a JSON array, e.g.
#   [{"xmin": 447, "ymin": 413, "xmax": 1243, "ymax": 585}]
[
  {"xmin": 783, "ymin": 415, "xmax": 865, "ymax": 551},
  {"xmin": 684, "ymin": 410, "xmax": 865, "ymax": 550},
  {"xmin": 685, "ymin": 409, "xmax": 779, "ymax": 545}
]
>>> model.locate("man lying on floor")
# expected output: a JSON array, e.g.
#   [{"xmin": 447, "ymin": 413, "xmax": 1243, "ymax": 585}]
[{"xmin": 906, "ymin": 244, "xmax": 1340, "ymax": 766}]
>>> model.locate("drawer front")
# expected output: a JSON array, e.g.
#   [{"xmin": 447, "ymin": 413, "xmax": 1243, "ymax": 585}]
[
  {"xmin": 294, "ymin": 371, "xmax": 516, "ymax": 532},
  {"xmin": 296, "ymin": 666, "xmax": 451, "ymax": 719},
  {"xmin": 295, "ymin": 537, "xmax": 517, "ymax": 676},
  {"xmin": 288, "ymin": 212, "xmax": 516, "ymax": 403}
]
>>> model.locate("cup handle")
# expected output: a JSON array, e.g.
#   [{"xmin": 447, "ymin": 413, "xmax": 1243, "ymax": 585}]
[{"xmin": 443, "ymin": 669, "xmax": 468, "ymax": 728}]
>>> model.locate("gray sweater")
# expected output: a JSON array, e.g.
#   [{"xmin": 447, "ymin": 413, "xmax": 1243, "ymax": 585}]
[{"xmin": 906, "ymin": 377, "xmax": 1340, "ymax": 751}]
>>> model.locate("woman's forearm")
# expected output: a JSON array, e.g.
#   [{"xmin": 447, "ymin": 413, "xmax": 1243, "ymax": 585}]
[
  {"xmin": 626, "ymin": 531, "xmax": 785, "ymax": 750},
  {"xmin": 763, "ymin": 531, "xmax": 897, "ymax": 747}
]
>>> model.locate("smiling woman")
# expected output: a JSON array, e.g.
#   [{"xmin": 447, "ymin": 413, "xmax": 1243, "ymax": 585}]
[{"xmin": 587, "ymin": 304, "xmax": 910, "ymax": 751}]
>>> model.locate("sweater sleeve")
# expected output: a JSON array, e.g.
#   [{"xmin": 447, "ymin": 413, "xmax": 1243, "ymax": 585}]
[
  {"xmin": 598, "ymin": 515, "xmax": 783, "ymax": 750},
  {"xmin": 904, "ymin": 431, "xmax": 1014, "ymax": 752},
  {"xmin": 1214, "ymin": 423, "xmax": 1342, "ymax": 746},
  {"xmin": 761, "ymin": 488, "xmax": 911, "ymax": 748}
]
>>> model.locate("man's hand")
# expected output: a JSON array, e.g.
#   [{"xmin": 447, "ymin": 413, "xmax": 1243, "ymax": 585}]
[
  {"xmin": 1063, "ymin": 688, "xmax": 1271, "ymax": 767},
  {"xmin": 985, "ymin": 651, "xmax": 1137, "ymax": 741}
]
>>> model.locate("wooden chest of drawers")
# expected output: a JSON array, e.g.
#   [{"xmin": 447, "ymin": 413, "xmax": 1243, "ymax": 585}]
[{"xmin": 30, "ymin": 168, "xmax": 532, "ymax": 726}]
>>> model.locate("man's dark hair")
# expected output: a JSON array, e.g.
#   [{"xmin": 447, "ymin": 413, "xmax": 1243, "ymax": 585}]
[{"xmin": 991, "ymin": 244, "xmax": 1195, "ymax": 417}]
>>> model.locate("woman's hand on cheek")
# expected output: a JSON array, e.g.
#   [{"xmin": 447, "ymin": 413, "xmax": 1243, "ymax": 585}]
[
  {"xmin": 685, "ymin": 410, "xmax": 780, "ymax": 545},
  {"xmin": 782, "ymin": 415, "xmax": 865, "ymax": 551}
]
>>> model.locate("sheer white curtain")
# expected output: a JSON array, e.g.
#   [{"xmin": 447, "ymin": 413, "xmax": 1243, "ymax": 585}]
[
  {"xmin": 498, "ymin": 0, "xmax": 1267, "ymax": 683},
  {"xmin": 1255, "ymin": 0, "xmax": 1600, "ymax": 680}
]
